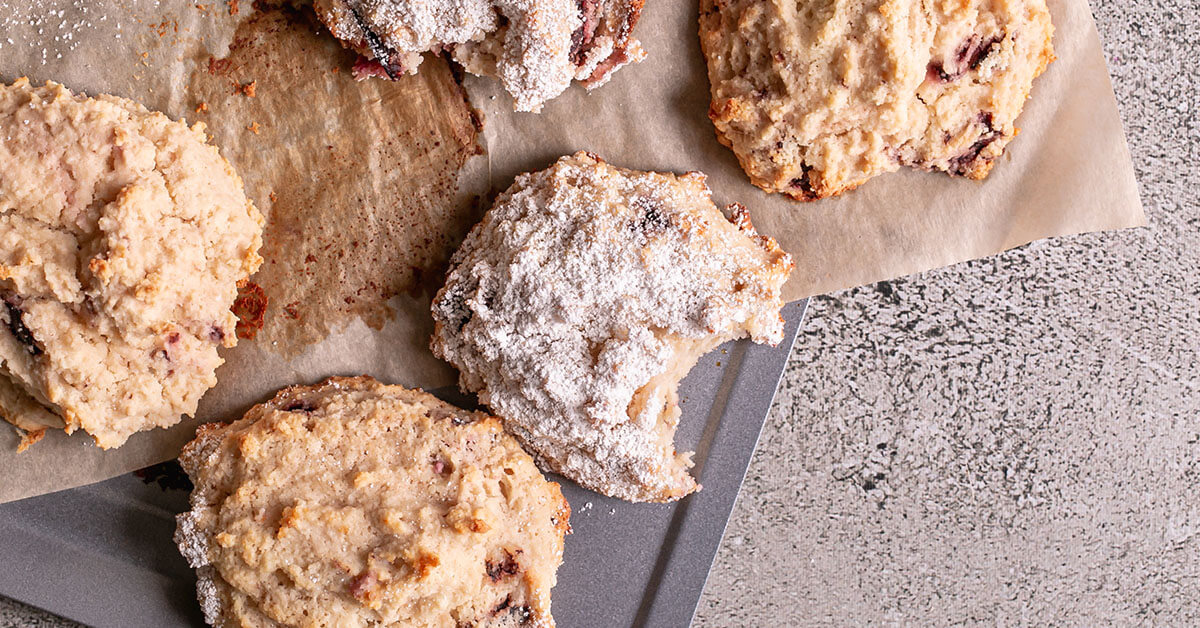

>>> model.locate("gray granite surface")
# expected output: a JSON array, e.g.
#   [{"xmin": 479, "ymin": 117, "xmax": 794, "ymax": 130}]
[
  {"xmin": 694, "ymin": 0, "xmax": 1200, "ymax": 625},
  {"xmin": 2, "ymin": 0, "xmax": 1195, "ymax": 626}
]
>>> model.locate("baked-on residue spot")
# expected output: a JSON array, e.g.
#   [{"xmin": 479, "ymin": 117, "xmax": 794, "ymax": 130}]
[
  {"xmin": 699, "ymin": 0, "xmax": 1055, "ymax": 200},
  {"xmin": 312, "ymin": 0, "xmax": 646, "ymax": 111},
  {"xmin": 188, "ymin": 8, "xmax": 482, "ymax": 356},
  {"xmin": 0, "ymin": 78, "xmax": 264, "ymax": 448},
  {"xmin": 431, "ymin": 152, "xmax": 793, "ymax": 502},
  {"xmin": 174, "ymin": 376, "xmax": 569, "ymax": 627},
  {"xmin": 230, "ymin": 281, "xmax": 267, "ymax": 340}
]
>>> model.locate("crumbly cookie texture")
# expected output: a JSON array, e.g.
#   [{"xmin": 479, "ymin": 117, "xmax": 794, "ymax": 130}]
[
  {"xmin": 175, "ymin": 376, "xmax": 570, "ymax": 628},
  {"xmin": 700, "ymin": 0, "xmax": 1054, "ymax": 200},
  {"xmin": 431, "ymin": 152, "xmax": 793, "ymax": 502},
  {"xmin": 0, "ymin": 78, "xmax": 263, "ymax": 449},
  {"xmin": 312, "ymin": 0, "xmax": 645, "ymax": 112}
]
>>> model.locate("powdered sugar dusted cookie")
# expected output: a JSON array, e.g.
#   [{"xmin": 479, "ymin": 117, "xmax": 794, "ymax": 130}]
[
  {"xmin": 0, "ymin": 78, "xmax": 263, "ymax": 449},
  {"xmin": 431, "ymin": 152, "xmax": 793, "ymax": 502},
  {"xmin": 700, "ymin": 0, "xmax": 1054, "ymax": 200},
  {"xmin": 175, "ymin": 376, "xmax": 569, "ymax": 628},
  {"xmin": 313, "ymin": 0, "xmax": 645, "ymax": 112}
]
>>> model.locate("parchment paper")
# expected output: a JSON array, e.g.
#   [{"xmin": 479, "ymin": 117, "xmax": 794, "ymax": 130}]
[
  {"xmin": 467, "ymin": 0, "xmax": 1144, "ymax": 302},
  {"xmin": 0, "ymin": 0, "xmax": 1142, "ymax": 503}
]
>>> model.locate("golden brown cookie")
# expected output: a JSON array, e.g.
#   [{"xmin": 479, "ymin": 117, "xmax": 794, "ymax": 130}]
[
  {"xmin": 0, "ymin": 78, "xmax": 263, "ymax": 448},
  {"xmin": 175, "ymin": 376, "xmax": 569, "ymax": 628},
  {"xmin": 700, "ymin": 0, "xmax": 1054, "ymax": 199}
]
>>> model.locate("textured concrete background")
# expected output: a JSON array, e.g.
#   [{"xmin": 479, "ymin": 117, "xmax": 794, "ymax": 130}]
[
  {"xmin": 1, "ymin": 0, "xmax": 1195, "ymax": 625},
  {"xmin": 695, "ymin": 0, "xmax": 1200, "ymax": 625}
]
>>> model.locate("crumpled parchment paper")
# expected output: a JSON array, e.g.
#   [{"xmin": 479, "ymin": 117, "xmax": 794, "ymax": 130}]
[{"xmin": 0, "ymin": 0, "xmax": 1142, "ymax": 502}]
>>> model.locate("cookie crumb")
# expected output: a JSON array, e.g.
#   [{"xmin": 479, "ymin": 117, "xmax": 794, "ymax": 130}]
[
  {"xmin": 16, "ymin": 428, "xmax": 45, "ymax": 453},
  {"xmin": 232, "ymin": 282, "xmax": 268, "ymax": 340}
]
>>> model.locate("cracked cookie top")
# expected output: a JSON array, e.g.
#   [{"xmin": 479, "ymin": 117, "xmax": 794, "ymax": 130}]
[
  {"xmin": 175, "ymin": 376, "xmax": 569, "ymax": 628},
  {"xmin": 0, "ymin": 78, "xmax": 263, "ymax": 448},
  {"xmin": 431, "ymin": 152, "xmax": 792, "ymax": 502},
  {"xmin": 313, "ymin": 0, "xmax": 645, "ymax": 111},
  {"xmin": 700, "ymin": 0, "xmax": 1054, "ymax": 200}
]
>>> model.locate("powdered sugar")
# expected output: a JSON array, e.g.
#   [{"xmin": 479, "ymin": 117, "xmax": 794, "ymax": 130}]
[
  {"xmin": 357, "ymin": 0, "xmax": 498, "ymax": 50},
  {"xmin": 431, "ymin": 153, "xmax": 792, "ymax": 502},
  {"xmin": 315, "ymin": 0, "xmax": 643, "ymax": 111},
  {"xmin": 175, "ymin": 510, "xmax": 221, "ymax": 623},
  {"xmin": 193, "ymin": 567, "xmax": 223, "ymax": 627},
  {"xmin": 173, "ymin": 510, "xmax": 211, "ymax": 569},
  {"xmin": 0, "ymin": 0, "xmax": 99, "ymax": 61}
]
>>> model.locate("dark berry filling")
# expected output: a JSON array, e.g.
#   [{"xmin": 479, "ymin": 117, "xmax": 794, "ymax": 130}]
[
  {"xmin": 570, "ymin": 0, "xmax": 601, "ymax": 65},
  {"xmin": 282, "ymin": 399, "xmax": 317, "ymax": 413},
  {"xmin": 927, "ymin": 32, "xmax": 1004, "ymax": 83},
  {"xmin": 787, "ymin": 164, "xmax": 818, "ymax": 200},
  {"xmin": 947, "ymin": 111, "xmax": 1001, "ymax": 175},
  {"xmin": 349, "ymin": 7, "xmax": 404, "ymax": 79},
  {"xmin": 630, "ymin": 197, "xmax": 671, "ymax": 235},
  {"xmin": 436, "ymin": 283, "xmax": 475, "ymax": 332},
  {"xmin": 491, "ymin": 594, "xmax": 533, "ymax": 624},
  {"xmin": 2, "ymin": 294, "xmax": 42, "ymax": 356},
  {"xmin": 485, "ymin": 549, "xmax": 522, "ymax": 582}
]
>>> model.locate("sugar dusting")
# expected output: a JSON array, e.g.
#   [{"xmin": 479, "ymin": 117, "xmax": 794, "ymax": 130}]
[
  {"xmin": 0, "ymin": 0, "xmax": 100, "ymax": 62},
  {"xmin": 173, "ymin": 510, "xmax": 211, "ymax": 568},
  {"xmin": 315, "ymin": 0, "xmax": 643, "ymax": 111},
  {"xmin": 193, "ymin": 567, "xmax": 223, "ymax": 626},
  {"xmin": 431, "ymin": 152, "xmax": 792, "ymax": 501}
]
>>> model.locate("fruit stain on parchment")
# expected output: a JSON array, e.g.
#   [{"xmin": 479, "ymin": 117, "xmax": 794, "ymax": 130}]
[{"xmin": 187, "ymin": 8, "xmax": 483, "ymax": 356}]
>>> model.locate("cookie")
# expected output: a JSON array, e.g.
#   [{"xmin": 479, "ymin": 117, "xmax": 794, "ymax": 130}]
[
  {"xmin": 0, "ymin": 78, "xmax": 264, "ymax": 449},
  {"xmin": 175, "ymin": 376, "xmax": 570, "ymax": 628},
  {"xmin": 700, "ymin": 0, "xmax": 1055, "ymax": 199},
  {"xmin": 313, "ymin": 0, "xmax": 645, "ymax": 112},
  {"xmin": 431, "ymin": 152, "xmax": 793, "ymax": 502}
]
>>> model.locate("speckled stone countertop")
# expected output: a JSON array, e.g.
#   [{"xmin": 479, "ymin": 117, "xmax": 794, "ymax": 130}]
[
  {"xmin": 694, "ymin": 0, "xmax": 1200, "ymax": 625},
  {"xmin": 2, "ymin": 0, "xmax": 1195, "ymax": 626}
]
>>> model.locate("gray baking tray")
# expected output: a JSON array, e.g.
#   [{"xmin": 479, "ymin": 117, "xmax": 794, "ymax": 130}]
[{"xmin": 0, "ymin": 300, "xmax": 805, "ymax": 628}]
